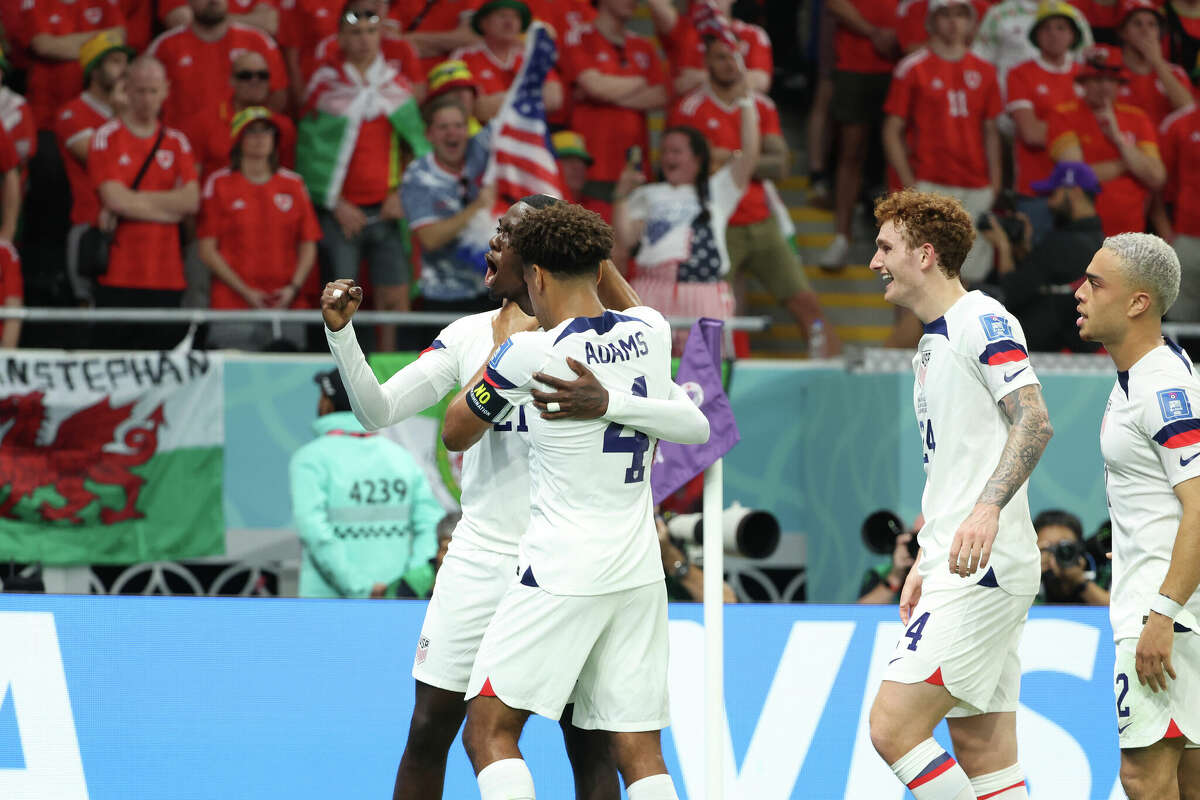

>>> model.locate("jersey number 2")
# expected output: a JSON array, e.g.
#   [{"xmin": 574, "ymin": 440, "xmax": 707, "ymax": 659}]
[{"xmin": 603, "ymin": 376, "xmax": 650, "ymax": 484}]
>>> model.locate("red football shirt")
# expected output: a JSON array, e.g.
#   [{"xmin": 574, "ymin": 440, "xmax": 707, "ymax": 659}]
[
  {"xmin": 278, "ymin": 0, "xmax": 341, "ymax": 83},
  {"xmin": 23, "ymin": 0, "xmax": 125, "ymax": 128},
  {"xmin": 340, "ymin": 116, "xmax": 394, "ymax": 206},
  {"xmin": 0, "ymin": 125, "xmax": 18, "ymax": 175},
  {"xmin": 147, "ymin": 23, "xmax": 288, "ymax": 128},
  {"xmin": 1005, "ymin": 56, "xmax": 1082, "ymax": 194},
  {"xmin": 88, "ymin": 120, "xmax": 198, "ymax": 289},
  {"xmin": 1159, "ymin": 105, "xmax": 1200, "ymax": 236},
  {"xmin": 54, "ymin": 92, "xmax": 115, "ymax": 225},
  {"xmin": 184, "ymin": 102, "xmax": 296, "ymax": 180},
  {"xmin": 560, "ymin": 23, "xmax": 667, "ymax": 185},
  {"xmin": 1119, "ymin": 62, "xmax": 1191, "ymax": 127},
  {"xmin": 884, "ymin": 49, "xmax": 1003, "ymax": 188},
  {"xmin": 121, "ymin": 0, "xmax": 150, "ymax": 49},
  {"xmin": 197, "ymin": 167, "xmax": 321, "ymax": 309},
  {"xmin": 834, "ymin": 0, "xmax": 900, "ymax": 73},
  {"xmin": 668, "ymin": 88, "xmax": 782, "ymax": 226},
  {"xmin": 1048, "ymin": 99, "xmax": 1160, "ymax": 235},
  {"xmin": 315, "ymin": 32, "xmax": 424, "ymax": 87},
  {"xmin": 523, "ymin": 0, "xmax": 594, "ymax": 37},
  {"xmin": 0, "ymin": 90, "xmax": 36, "ymax": 166},
  {"xmin": 660, "ymin": 16, "xmax": 773, "ymax": 83}
]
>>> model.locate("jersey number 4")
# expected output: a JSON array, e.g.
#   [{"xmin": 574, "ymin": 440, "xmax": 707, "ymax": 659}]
[{"xmin": 603, "ymin": 376, "xmax": 650, "ymax": 484}]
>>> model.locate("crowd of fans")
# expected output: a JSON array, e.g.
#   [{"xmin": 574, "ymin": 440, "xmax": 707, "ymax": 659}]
[
  {"xmin": 0, "ymin": 0, "xmax": 848, "ymax": 354},
  {"xmin": 8, "ymin": 0, "xmax": 1200, "ymax": 356},
  {"xmin": 816, "ymin": 0, "xmax": 1200, "ymax": 348}
]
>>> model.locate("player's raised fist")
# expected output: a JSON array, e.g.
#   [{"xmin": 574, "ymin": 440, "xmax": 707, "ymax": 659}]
[{"xmin": 322, "ymin": 279, "xmax": 363, "ymax": 332}]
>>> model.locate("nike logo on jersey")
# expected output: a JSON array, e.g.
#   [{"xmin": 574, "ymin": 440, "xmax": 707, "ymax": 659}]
[
  {"xmin": 1003, "ymin": 366, "xmax": 1028, "ymax": 383},
  {"xmin": 1118, "ymin": 722, "xmax": 1133, "ymax": 734},
  {"xmin": 1182, "ymin": 453, "xmax": 1200, "ymax": 467}
]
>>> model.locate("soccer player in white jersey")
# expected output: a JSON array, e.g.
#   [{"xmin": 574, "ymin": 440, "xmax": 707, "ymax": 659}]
[
  {"xmin": 322, "ymin": 195, "xmax": 704, "ymax": 800},
  {"xmin": 1075, "ymin": 233, "xmax": 1200, "ymax": 799},
  {"xmin": 441, "ymin": 203, "xmax": 706, "ymax": 800},
  {"xmin": 866, "ymin": 190, "xmax": 1055, "ymax": 800}
]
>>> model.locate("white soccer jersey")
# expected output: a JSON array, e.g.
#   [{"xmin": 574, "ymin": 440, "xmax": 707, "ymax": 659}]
[
  {"xmin": 1100, "ymin": 341, "xmax": 1200, "ymax": 642},
  {"xmin": 328, "ymin": 312, "xmax": 530, "ymax": 555},
  {"xmin": 913, "ymin": 291, "xmax": 1043, "ymax": 595},
  {"xmin": 484, "ymin": 306, "xmax": 673, "ymax": 596}
]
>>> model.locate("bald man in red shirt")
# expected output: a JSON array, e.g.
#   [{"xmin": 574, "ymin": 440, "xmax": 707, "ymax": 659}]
[{"xmin": 89, "ymin": 56, "xmax": 200, "ymax": 349}]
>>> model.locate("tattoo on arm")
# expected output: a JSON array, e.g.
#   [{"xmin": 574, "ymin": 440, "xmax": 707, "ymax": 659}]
[{"xmin": 977, "ymin": 385, "xmax": 1054, "ymax": 509}]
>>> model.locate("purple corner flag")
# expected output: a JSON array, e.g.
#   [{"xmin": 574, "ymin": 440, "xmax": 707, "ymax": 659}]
[{"xmin": 651, "ymin": 318, "xmax": 740, "ymax": 505}]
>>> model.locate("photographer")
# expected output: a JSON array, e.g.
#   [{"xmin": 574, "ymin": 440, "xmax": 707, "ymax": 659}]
[
  {"xmin": 657, "ymin": 514, "xmax": 737, "ymax": 603},
  {"xmin": 857, "ymin": 512, "xmax": 921, "ymax": 604},
  {"xmin": 1035, "ymin": 509, "xmax": 1110, "ymax": 605},
  {"xmin": 980, "ymin": 162, "xmax": 1105, "ymax": 353}
]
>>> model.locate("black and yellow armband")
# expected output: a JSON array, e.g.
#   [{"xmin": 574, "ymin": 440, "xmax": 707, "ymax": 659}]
[{"xmin": 466, "ymin": 378, "xmax": 510, "ymax": 422}]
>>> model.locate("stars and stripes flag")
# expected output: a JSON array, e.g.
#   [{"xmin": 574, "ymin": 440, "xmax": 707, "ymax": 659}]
[{"xmin": 459, "ymin": 21, "xmax": 565, "ymax": 261}]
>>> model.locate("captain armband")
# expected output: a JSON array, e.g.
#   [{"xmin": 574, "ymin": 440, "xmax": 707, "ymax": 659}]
[{"xmin": 466, "ymin": 378, "xmax": 511, "ymax": 422}]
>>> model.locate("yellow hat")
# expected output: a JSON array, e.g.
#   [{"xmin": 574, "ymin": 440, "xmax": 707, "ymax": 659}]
[
  {"xmin": 426, "ymin": 60, "xmax": 477, "ymax": 102},
  {"xmin": 551, "ymin": 131, "xmax": 593, "ymax": 164},
  {"xmin": 1029, "ymin": 0, "xmax": 1085, "ymax": 50},
  {"xmin": 79, "ymin": 31, "xmax": 136, "ymax": 79},
  {"xmin": 230, "ymin": 106, "xmax": 278, "ymax": 143}
]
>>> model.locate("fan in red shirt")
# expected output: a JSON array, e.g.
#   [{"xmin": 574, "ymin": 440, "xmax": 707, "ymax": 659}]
[
  {"xmin": 449, "ymin": 0, "xmax": 563, "ymax": 122},
  {"xmin": 54, "ymin": 31, "xmax": 132, "ymax": 301},
  {"xmin": 22, "ymin": 0, "xmax": 125, "ymax": 129},
  {"xmin": 1047, "ymin": 45, "xmax": 1166, "ymax": 235},
  {"xmin": 183, "ymin": 50, "xmax": 297, "ymax": 180},
  {"xmin": 559, "ymin": 0, "xmax": 668, "ymax": 222},
  {"xmin": 522, "ymin": 0, "xmax": 594, "ymax": 37},
  {"xmin": 392, "ymin": 0, "xmax": 483, "ymax": 74},
  {"xmin": 670, "ymin": 35, "xmax": 843, "ymax": 355},
  {"xmin": 88, "ymin": 57, "xmax": 200, "ymax": 349},
  {"xmin": 1006, "ymin": 0, "xmax": 1084, "ymax": 239},
  {"xmin": 1116, "ymin": 0, "xmax": 1193, "ymax": 126},
  {"xmin": 158, "ymin": 0, "xmax": 279, "ymax": 36},
  {"xmin": 279, "ymin": 0, "xmax": 341, "ymax": 105},
  {"xmin": 147, "ymin": 0, "xmax": 287, "ymax": 130},
  {"xmin": 312, "ymin": 0, "xmax": 426, "ymax": 100},
  {"xmin": 883, "ymin": 0, "xmax": 1004, "ymax": 282},
  {"xmin": 198, "ymin": 107, "xmax": 320, "ymax": 349},
  {"xmin": 647, "ymin": 0, "xmax": 773, "ymax": 96},
  {"xmin": 1160, "ymin": 103, "xmax": 1200, "ymax": 319}
]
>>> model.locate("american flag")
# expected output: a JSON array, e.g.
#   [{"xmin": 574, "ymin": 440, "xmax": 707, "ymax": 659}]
[
  {"xmin": 484, "ymin": 22, "xmax": 566, "ymax": 203},
  {"xmin": 460, "ymin": 21, "xmax": 565, "ymax": 263}
]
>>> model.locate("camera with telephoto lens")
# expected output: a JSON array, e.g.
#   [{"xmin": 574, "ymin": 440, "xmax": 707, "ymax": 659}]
[
  {"xmin": 1051, "ymin": 538, "xmax": 1086, "ymax": 568},
  {"xmin": 861, "ymin": 510, "xmax": 920, "ymax": 559},
  {"xmin": 666, "ymin": 503, "xmax": 781, "ymax": 559}
]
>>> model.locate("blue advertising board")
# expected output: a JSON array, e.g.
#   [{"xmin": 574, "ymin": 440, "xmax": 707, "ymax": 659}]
[{"xmin": 0, "ymin": 595, "xmax": 1125, "ymax": 799}]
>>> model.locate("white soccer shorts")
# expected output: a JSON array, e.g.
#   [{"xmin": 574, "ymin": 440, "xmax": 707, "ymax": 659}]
[
  {"xmin": 465, "ymin": 579, "xmax": 671, "ymax": 732},
  {"xmin": 883, "ymin": 582, "xmax": 1034, "ymax": 715},
  {"xmin": 1113, "ymin": 629, "xmax": 1200, "ymax": 749},
  {"xmin": 411, "ymin": 539, "xmax": 518, "ymax": 693}
]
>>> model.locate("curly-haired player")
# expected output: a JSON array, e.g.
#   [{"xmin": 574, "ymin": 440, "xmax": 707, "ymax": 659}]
[
  {"xmin": 867, "ymin": 189, "xmax": 1055, "ymax": 800},
  {"xmin": 442, "ymin": 202, "xmax": 708, "ymax": 800}
]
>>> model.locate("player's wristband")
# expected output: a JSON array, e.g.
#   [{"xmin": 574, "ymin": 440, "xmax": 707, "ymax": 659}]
[
  {"xmin": 465, "ymin": 377, "xmax": 510, "ymax": 422},
  {"xmin": 1150, "ymin": 593, "xmax": 1185, "ymax": 621}
]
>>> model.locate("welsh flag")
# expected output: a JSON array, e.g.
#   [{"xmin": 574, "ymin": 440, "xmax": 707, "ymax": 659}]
[
  {"xmin": 297, "ymin": 55, "xmax": 430, "ymax": 210},
  {"xmin": 0, "ymin": 350, "xmax": 225, "ymax": 564}
]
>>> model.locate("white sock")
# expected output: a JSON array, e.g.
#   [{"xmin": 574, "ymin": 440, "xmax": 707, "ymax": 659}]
[
  {"xmin": 970, "ymin": 764, "xmax": 1027, "ymax": 799},
  {"xmin": 890, "ymin": 738, "xmax": 976, "ymax": 800},
  {"xmin": 476, "ymin": 758, "xmax": 535, "ymax": 800},
  {"xmin": 626, "ymin": 773, "xmax": 679, "ymax": 800}
]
